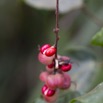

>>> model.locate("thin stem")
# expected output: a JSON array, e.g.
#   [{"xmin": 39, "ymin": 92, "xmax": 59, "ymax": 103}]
[
  {"xmin": 53, "ymin": 0, "xmax": 59, "ymax": 59},
  {"xmin": 82, "ymin": 5, "xmax": 103, "ymax": 27},
  {"xmin": 55, "ymin": 0, "xmax": 59, "ymax": 30}
]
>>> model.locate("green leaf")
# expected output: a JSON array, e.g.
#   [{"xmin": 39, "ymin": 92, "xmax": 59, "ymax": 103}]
[
  {"xmin": 91, "ymin": 28, "xmax": 103, "ymax": 47},
  {"xmin": 70, "ymin": 82, "xmax": 103, "ymax": 103}
]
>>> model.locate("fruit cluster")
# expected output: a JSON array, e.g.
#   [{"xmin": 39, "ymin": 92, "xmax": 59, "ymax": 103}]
[{"xmin": 38, "ymin": 44, "xmax": 72, "ymax": 102}]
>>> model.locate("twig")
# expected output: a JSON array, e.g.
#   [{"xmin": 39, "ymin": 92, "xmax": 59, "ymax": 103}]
[{"xmin": 53, "ymin": 0, "xmax": 59, "ymax": 59}]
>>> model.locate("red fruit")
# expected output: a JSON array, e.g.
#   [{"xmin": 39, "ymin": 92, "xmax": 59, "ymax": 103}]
[
  {"xmin": 45, "ymin": 47, "xmax": 56, "ymax": 57},
  {"xmin": 47, "ymin": 62, "xmax": 55, "ymax": 68},
  {"xmin": 46, "ymin": 89, "xmax": 56, "ymax": 97},
  {"xmin": 40, "ymin": 44, "xmax": 51, "ymax": 54},
  {"xmin": 60, "ymin": 63, "xmax": 72, "ymax": 72},
  {"xmin": 46, "ymin": 62, "xmax": 55, "ymax": 72},
  {"xmin": 42, "ymin": 85, "xmax": 48, "ymax": 94},
  {"xmin": 42, "ymin": 85, "xmax": 56, "ymax": 97},
  {"xmin": 38, "ymin": 53, "xmax": 54, "ymax": 65}
]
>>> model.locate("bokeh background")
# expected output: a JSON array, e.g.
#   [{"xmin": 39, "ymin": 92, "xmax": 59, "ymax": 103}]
[{"xmin": 0, "ymin": 0, "xmax": 103, "ymax": 103}]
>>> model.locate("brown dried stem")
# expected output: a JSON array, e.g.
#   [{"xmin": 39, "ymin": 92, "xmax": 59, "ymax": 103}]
[{"xmin": 53, "ymin": 0, "xmax": 59, "ymax": 59}]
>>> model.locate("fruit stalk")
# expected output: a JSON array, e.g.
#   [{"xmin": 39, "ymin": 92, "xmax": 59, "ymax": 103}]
[{"xmin": 54, "ymin": 0, "xmax": 59, "ymax": 59}]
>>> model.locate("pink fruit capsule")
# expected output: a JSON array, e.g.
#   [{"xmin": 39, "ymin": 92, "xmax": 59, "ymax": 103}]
[
  {"xmin": 61, "ymin": 73, "xmax": 71, "ymax": 89},
  {"xmin": 46, "ymin": 74, "xmax": 56, "ymax": 89},
  {"xmin": 38, "ymin": 53, "xmax": 54, "ymax": 65},
  {"xmin": 39, "ymin": 71, "xmax": 49, "ymax": 82},
  {"xmin": 54, "ymin": 73, "xmax": 64, "ymax": 88},
  {"xmin": 46, "ymin": 73, "xmax": 64, "ymax": 89}
]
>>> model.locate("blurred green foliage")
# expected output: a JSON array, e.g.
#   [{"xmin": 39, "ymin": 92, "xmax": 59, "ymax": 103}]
[
  {"xmin": 91, "ymin": 28, "xmax": 103, "ymax": 46},
  {"xmin": 0, "ymin": 0, "xmax": 103, "ymax": 103},
  {"xmin": 70, "ymin": 82, "xmax": 103, "ymax": 103}
]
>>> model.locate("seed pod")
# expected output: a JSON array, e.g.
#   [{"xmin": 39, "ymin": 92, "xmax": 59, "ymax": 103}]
[
  {"xmin": 46, "ymin": 74, "xmax": 56, "ymax": 89},
  {"xmin": 60, "ymin": 73, "xmax": 71, "ymax": 89},
  {"xmin": 38, "ymin": 53, "xmax": 54, "ymax": 65},
  {"xmin": 39, "ymin": 71, "xmax": 49, "ymax": 82}
]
